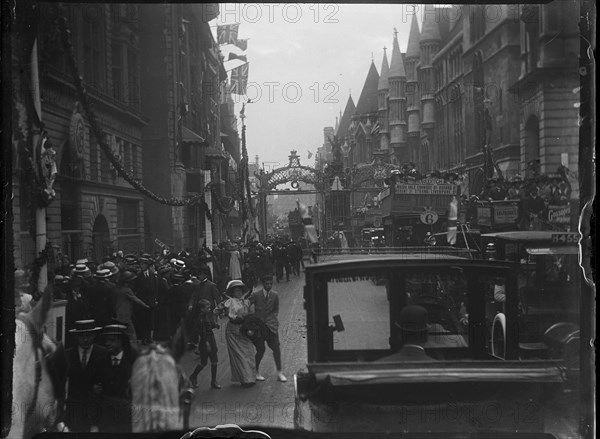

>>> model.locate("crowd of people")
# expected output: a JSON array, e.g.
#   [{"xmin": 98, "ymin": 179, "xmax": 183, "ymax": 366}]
[{"xmin": 14, "ymin": 238, "xmax": 308, "ymax": 433}]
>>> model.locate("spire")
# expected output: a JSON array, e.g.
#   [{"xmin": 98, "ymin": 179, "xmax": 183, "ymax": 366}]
[
  {"xmin": 377, "ymin": 48, "xmax": 390, "ymax": 91},
  {"xmin": 336, "ymin": 95, "xmax": 356, "ymax": 137},
  {"xmin": 406, "ymin": 14, "xmax": 421, "ymax": 59},
  {"xmin": 421, "ymin": 8, "xmax": 441, "ymax": 42},
  {"xmin": 335, "ymin": 116, "xmax": 339, "ymax": 132},
  {"xmin": 354, "ymin": 61, "xmax": 380, "ymax": 115},
  {"xmin": 388, "ymin": 29, "xmax": 406, "ymax": 78}
]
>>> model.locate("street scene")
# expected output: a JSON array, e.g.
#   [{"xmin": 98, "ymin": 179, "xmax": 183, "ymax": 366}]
[{"xmin": 3, "ymin": 2, "xmax": 594, "ymax": 439}]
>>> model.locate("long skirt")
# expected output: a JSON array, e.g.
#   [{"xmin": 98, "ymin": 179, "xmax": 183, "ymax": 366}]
[{"xmin": 225, "ymin": 321, "xmax": 256, "ymax": 384}]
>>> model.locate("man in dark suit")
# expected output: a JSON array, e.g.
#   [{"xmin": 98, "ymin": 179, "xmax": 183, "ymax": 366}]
[
  {"xmin": 93, "ymin": 321, "xmax": 137, "ymax": 433},
  {"xmin": 64, "ymin": 320, "xmax": 108, "ymax": 432},
  {"xmin": 134, "ymin": 255, "xmax": 160, "ymax": 344},
  {"xmin": 377, "ymin": 305, "xmax": 437, "ymax": 362}
]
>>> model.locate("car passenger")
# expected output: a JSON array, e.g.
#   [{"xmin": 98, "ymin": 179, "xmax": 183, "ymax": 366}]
[{"xmin": 377, "ymin": 305, "xmax": 437, "ymax": 362}]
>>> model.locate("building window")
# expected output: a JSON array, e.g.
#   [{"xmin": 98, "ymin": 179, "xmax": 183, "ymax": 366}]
[
  {"xmin": 127, "ymin": 50, "xmax": 139, "ymax": 108},
  {"xmin": 82, "ymin": 8, "xmax": 104, "ymax": 89},
  {"xmin": 117, "ymin": 200, "xmax": 139, "ymax": 235},
  {"xmin": 112, "ymin": 44, "xmax": 123, "ymax": 101},
  {"xmin": 90, "ymin": 137, "xmax": 99, "ymax": 181}
]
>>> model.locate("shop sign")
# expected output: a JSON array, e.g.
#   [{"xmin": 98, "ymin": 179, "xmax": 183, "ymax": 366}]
[
  {"xmin": 420, "ymin": 210, "xmax": 439, "ymax": 225},
  {"xmin": 395, "ymin": 182, "xmax": 457, "ymax": 195},
  {"xmin": 493, "ymin": 202, "xmax": 519, "ymax": 224},
  {"xmin": 547, "ymin": 205, "xmax": 571, "ymax": 224},
  {"xmin": 477, "ymin": 206, "xmax": 492, "ymax": 226}
]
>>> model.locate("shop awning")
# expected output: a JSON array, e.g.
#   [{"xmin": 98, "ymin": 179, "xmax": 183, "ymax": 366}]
[{"xmin": 182, "ymin": 127, "xmax": 205, "ymax": 144}]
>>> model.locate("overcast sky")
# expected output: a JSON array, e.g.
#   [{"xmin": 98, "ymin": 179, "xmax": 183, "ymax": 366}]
[{"xmin": 212, "ymin": 3, "xmax": 429, "ymax": 172}]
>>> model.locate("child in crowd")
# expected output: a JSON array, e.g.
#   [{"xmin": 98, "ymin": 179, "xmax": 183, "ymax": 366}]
[{"xmin": 188, "ymin": 299, "xmax": 221, "ymax": 389}]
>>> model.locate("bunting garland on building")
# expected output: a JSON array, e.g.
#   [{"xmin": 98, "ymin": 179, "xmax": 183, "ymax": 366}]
[{"xmin": 54, "ymin": 6, "xmax": 237, "ymax": 223}]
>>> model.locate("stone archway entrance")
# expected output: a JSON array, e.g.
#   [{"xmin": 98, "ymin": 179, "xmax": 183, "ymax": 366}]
[{"xmin": 92, "ymin": 214, "xmax": 111, "ymax": 263}]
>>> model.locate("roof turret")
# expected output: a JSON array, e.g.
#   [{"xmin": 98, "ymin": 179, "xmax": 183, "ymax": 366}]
[
  {"xmin": 421, "ymin": 9, "xmax": 441, "ymax": 42},
  {"xmin": 354, "ymin": 61, "xmax": 380, "ymax": 115},
  {"xmin": 388, "ymin": 29, "xmax": 406, "ymax": 79},
  {"xmin": 406, "ymin": 15, "xmax": 421, "ymax": 58},
  {"xmin": 377, "ymin": 48, "xmax": 390, "ymax": 91}
]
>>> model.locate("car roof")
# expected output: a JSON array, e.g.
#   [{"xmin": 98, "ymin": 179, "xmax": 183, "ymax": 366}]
[{"xmin": 307, "ymin": 253, "xmax": 484, "ymax": 270}]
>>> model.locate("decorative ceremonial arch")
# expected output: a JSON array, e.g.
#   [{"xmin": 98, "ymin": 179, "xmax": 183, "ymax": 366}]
[
  {"xmin": 253, "ymin": 150, "xmax": 401, "ymax": 239},
  {"xmin": 255, "ymin": 151, "xmax": 325, "ymax": 193}
]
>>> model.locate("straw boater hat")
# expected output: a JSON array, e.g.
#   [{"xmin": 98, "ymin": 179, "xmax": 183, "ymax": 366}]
[
  {"xmin": 101, "ymin": 261, "xmax": 120, "ymax": 275},
  {"xmin": 69, "ymin": 319, "xmax": 102, "ymax": 334},
  {"xmin": 73, "ymin": 264, "xmax": 92, "ymax": 278},
  {"xmin": 94, "ymin": 268, "xmax": 112, "ymax": 279},
  {"xmin": 124, "ymin": 254, "xmax": 138, "ymax": 265},
  {"xmin": 173, "ymin": 259, "xmax": 186, "ymax": 270},
  {"xmin": 76, "ymin": 258, "xmax": 89, "ymax": 266},
  {"xmin": 102, "ymin": 321, "xmax": 128, "ymax": 336}
]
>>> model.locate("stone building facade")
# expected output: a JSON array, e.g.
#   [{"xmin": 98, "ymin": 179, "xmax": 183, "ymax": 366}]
[{"xmin": 13, "ymin": 3, "xmax": 148, "ymax": 269}]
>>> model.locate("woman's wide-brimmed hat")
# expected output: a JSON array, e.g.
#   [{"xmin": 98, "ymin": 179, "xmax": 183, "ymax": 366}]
[
  {"xmin": 73, "ymin": 264, "xmax": 92, "ymax": 278},
  {"xmin": 94, "ymin": 268, "xmax": 112, "ymax": 279},
  {"xmin": 69, "ymin": 319, "xmax": 102, "ymax": 334},
  {"xmin": 226, "ymin": 279, "xmax": 245, "ymax": 292},
  {"xmin": 120, "ymin": 270, "xmax": 138, "ymax": 283}
]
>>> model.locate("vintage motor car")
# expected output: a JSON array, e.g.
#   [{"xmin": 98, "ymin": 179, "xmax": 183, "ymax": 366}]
[{"xmin": 293, "ymin": 251, "xmax": 581, "ymax": 438}]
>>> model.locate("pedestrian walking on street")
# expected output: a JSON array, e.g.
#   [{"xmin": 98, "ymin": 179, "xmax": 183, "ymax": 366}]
[
  {"xmin": 215, "ymin": 280, "xmax": 257, "ymax": 387},
  {"xmin": 188, "ymin": 299, "xmax": 221, "ymax": 389},
  {"xmin": 110, "ymin": 270, "xmax": 150, "ymax": 343},
  {"xmin": 93, "ymin": 321, "xmax": 138, "ymax": 433},
  {"xmin": 250, "ymin": 275, "xmax": 287, "ymax": 382},
  {"xmin": 64, "ymin": 320, "xmax": 107, "ymax": 432}
]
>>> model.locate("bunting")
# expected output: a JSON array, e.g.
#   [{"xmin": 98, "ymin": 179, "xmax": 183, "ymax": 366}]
[
  {"xmin": 297, "ymin": 200, "xmax": 318, "ymax": 244},
  {"xmin": 228, "ymin": 52, "xmax": 247, "ymax": 63},
  {"xmin": 231, "ymin": 63, "xmax": 249, "ymax": 95},
  {"xmin": 217, "ymin": 23, "xmax": 240, "ymax": 45},
  {"xmin": 234, "ymin": 39, "xmax": 248, "ymax": 51}
]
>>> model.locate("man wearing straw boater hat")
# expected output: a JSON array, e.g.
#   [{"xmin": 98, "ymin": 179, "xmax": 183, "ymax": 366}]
[
  {"xmin": 64, "ymin": 319, "xmax": 108, "ymax": 432},
  {"xmin": 93, "ymin": 320, "xmax": 136, "ymax": 433}
]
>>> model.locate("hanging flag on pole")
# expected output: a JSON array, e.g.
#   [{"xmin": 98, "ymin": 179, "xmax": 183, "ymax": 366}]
[
  {"xmin": 217, "ymin": 24, "xmax": 240, "ymax": 45},
  {"xmin": 447, "ymin": 196, "xmax": 458, "ymax": 245},
  {"xmin": 234, "ymin": 39, "xmax": 248, "ymax": 51},
  {"xmin": 228, "ymin": 52, "xmax": 247, "ymax": 62},
  {"xmin": 297, "ymin": 200, "xmax": 318, "ymax": 244},
  {"xmin": 230, "ymin": 63, "xmax": 249, "ymax": 95}
]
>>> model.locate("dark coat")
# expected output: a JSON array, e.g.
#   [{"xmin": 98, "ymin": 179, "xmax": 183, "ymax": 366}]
[
  {"xmin": 377, "ymin": 345, "xmax": 437, "ymax": 362},
  {"xmin": 64, "ymin": 343, "xmax": 108, "ymax": 431},
  {"xmin": 66, "ymin": 343, "xmax": 109, "ymax": 401},
  {"xmin": 94, "ymin": 349, "xmax": 137, "ymax": 433}
]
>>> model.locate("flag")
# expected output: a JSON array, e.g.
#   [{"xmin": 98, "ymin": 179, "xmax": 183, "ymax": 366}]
[
  {"xmin": 447, "ymin": 196, "xmax": 458, "ymax": 245},
  {"xmin": 231, "ymin": 63, "xmax": 249, "ymax": 95},
  {"xmin": 297, "ymin": 200, "xmax": 318, "ymax": 244},
  {"xmin": 234, "ymin": 39, "xmax": 248, "ymax": 51},
  {"xmin": 217, "ymin": 24, "xmax": 239, "ymax": 45},
  {"xmin": 371, "ymin": 121, "xmax": 381, "ymax": 135},
  {"xmin": 228, "ymin": 52, "xmax": 247, "ymax": 62}
]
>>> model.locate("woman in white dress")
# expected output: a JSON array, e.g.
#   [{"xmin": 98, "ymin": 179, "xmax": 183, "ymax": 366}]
[{"xmin": 215, "ymin": 280, "xmax": 257, "ymax": 387}]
